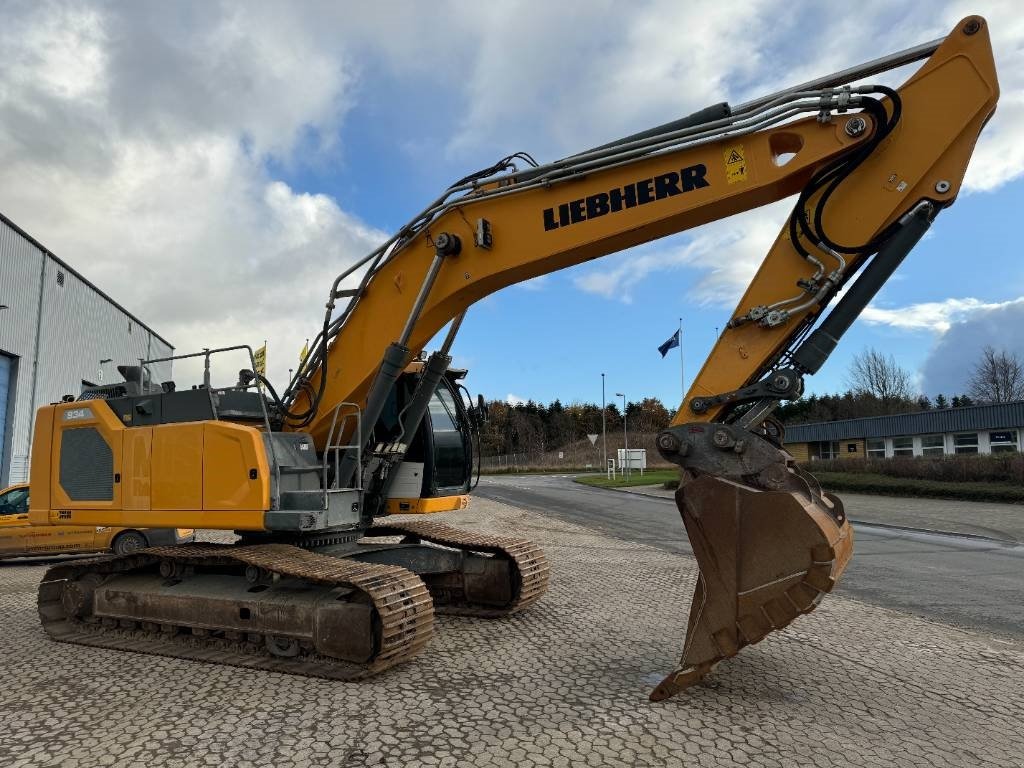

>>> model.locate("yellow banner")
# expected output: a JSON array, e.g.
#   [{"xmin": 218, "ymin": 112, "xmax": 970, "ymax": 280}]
[
  {"xmin": 299, "ymin": 341, "xmax": 309, "ymax": 366},
  {"xmin": 253, "ymin": 344, "xmax": 267, "ymax": 377}
]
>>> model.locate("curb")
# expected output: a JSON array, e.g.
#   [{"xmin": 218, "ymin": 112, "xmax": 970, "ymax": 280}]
[{"xmin": 846, "ymin": 518, "xmax": 1017, "ymax": 545}]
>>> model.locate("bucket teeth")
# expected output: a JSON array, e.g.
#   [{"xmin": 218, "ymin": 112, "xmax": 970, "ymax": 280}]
[{"xmin": 651, "ymin": 473, "xmax": 853, "ymax": 702}]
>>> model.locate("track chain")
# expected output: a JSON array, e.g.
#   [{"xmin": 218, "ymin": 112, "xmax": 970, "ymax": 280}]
[
  {"xmin": 37, "ymin": 543, "xmax": 434, "ymax": 680},
  {"xmin": 367, "ymin": 520, "xmax": 550, "ymax": 617}
]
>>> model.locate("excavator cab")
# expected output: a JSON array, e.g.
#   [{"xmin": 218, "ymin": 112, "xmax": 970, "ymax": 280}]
[{"xmin": 372, "ymin": 366, "xmax": 479, "ymax": 515}]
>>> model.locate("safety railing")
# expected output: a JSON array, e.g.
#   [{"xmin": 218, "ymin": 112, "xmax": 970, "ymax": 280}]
[{"xmin": 322, "ymin": 401, "xmax": 363, "ymax": 511}]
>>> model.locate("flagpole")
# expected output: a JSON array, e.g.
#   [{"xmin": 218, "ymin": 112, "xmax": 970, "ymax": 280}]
[{"xmin": 678, "ymin": 318, "xmax": 684, "ymax": 401}]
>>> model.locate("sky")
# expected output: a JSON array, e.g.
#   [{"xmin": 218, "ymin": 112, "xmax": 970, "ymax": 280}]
[{"xmin": 0, "ymin": 0, "xmax": 1022, "ymax": 411}]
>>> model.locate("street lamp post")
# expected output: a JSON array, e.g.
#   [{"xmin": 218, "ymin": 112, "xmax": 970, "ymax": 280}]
[
  {"xmin": 615, "ymin": 392, "xmax": 628, "ymax": 479},
  {"xmin": 601, "ymin": 373, "xmax": 607, "ymax": 473}
]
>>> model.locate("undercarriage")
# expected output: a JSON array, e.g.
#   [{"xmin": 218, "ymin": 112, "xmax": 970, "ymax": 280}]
[{"xmin": 38, "ymin": 521, "xmax": 549, "ymax": 679}]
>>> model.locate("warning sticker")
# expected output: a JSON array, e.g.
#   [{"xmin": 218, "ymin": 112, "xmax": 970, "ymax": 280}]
[{"xmin": 723, "ymin": 144, "xmax": 747, "ymax": 184}]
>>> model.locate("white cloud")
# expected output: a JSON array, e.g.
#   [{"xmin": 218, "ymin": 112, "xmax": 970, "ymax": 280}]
[
  {"xmin": 0, "ymin": 2, "xmax": 378, "ymax": 388},
  {"xmin": 506, "ymin": 394, "xmax": 527, "ymax": 406},
  {"xmin": 445, "ymin": 0, "xmax": 778, "ymax": 158},
  {"xmin": 850, "ymin": 293, "xmax": 1024, "ymax": 395},
  {"xmin": 861, "ymin": 297, "xmax": 1024, "ymax": 333},
  {"xmin": 918, "ymin": 297, "xmax": 1024, "ymax": 395},
  {"xmin": 572, "ymin": 199, "xmax": 795, "ymax": 306}
]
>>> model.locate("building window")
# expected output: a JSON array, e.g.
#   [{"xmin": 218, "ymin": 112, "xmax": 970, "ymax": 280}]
[
  {"xmin": 989, "ymin": 430, "xmax": 1018, "ymax": 454},
  {"xmin": 892, "ymin": 436, "xmax": 914, "ymax": 457},
  {"xmin": 920, "ymin": 434, "xmax": 945, "ymax": 455},
  {"xmin": 954, "ymin": 433, "xmax": 978, "ymax": 454},
  {"xmin": 56, "ymin": 270, "xmax": 65, "ymax": 286},
  {"xmin": 866, "ymin": 438, "xmax": 886, "ymax": 458},
  {"xmin": 815, "ymin": 441, "xmax": 840, "ymax": 460}
]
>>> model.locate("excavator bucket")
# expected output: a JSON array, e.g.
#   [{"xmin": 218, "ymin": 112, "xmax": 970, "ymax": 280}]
[{"xmin": 651, "ymin": 472, "xmax": 853, "ymax": 701}]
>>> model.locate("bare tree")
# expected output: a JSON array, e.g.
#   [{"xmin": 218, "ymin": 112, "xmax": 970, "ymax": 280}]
[
  {"xmin": 845, "ymin": 348, "xmax": 915, "ymax": 402},
  {"xmin": 967, "ymin": 346, "xmax": 1024, "ymax": 403}
]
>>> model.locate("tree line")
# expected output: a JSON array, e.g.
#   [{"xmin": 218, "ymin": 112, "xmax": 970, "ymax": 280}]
[
  {"xmin": 480, "ymin": 397, "xmax": 671, "ymax": 457},
  {"xmin": 478, "ymin": 345, "xmax": 1024, "ymax": 454}
]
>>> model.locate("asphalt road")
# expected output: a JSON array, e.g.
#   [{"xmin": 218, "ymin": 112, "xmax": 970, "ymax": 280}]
[{"xmin": 477, "ymin": 474, "xmax": 1024, "ymax": 641}]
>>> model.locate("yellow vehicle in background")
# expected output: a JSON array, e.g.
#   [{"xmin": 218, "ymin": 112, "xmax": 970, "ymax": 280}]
[{"xmin": 0, "ymin": 484, "xmax": 194, "ymax": 559}]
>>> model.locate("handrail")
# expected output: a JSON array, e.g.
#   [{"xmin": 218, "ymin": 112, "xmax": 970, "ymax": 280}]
[{"xmin": 322, "ymin": 401, "xmax": 363, "ymax": 511}]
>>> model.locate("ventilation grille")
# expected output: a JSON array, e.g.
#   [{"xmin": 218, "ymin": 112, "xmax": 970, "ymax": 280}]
[{"xmin": 60, "ymin": 427, "xmax": 114, "ymax": 501}]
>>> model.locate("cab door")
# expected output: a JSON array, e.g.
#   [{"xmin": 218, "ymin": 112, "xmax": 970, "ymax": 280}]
[{"xmin": 0, "ymin": 487, "xmax": 30, "ymax": 557}]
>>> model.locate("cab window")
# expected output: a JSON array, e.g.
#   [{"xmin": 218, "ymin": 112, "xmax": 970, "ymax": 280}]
[{"xmin": 0, "ymin": 488, "xmax": 29, "ymax": 515}]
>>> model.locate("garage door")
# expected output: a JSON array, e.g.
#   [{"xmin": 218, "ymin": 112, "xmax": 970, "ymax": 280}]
[{"xmin": 0, "ymin": 355, "xmax": 9, "ymax": 476}]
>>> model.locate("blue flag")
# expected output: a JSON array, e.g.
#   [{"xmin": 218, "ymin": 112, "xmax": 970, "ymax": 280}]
[{"xmin": 658, "ymin": 329, "xmax": 680, "ymax": 358}]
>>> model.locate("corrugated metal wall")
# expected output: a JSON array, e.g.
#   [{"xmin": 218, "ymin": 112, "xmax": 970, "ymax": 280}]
[
  {"xmin": 0, "ymin": 221, "xmax": 45, "ymax": 485},
  {"xmin": 785, "ymin": 402, "xmax": 1024, "ymax": 443},
  {"xmin": 0, "ymin": 215, "xmax": 173, "ymax": 485}
]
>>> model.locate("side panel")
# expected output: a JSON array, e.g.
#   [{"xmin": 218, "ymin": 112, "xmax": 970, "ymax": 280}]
[
  {"xmin": 122, "ymin": 427, "xmax": 153, "ymax": 511},
  {"xmin": 203, "ymin": 422, "xmax": 269, "ymax": 511},
  {"xmin": 386, "ymin": 462, "xmax": 425, "ymax": 498},
  {"xmin": 30, "ymin": 403, "xmax": 271, "ymax": 532},
  {"xmin": 49, "ymin": 402, "xmax": 123, "ymax": 512},
  {"xmin": 152, "ymin": 424, "xmax": 203, "ymax": 510}
]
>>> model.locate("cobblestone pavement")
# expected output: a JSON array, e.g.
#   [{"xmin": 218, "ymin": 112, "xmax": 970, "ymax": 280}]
[
  {"xmin": 619, "ymin": 483, "xmax": 1024, "ymax": 541},
  {"xmin": 1, "ymin": 498, "xmax": 1022, "ymax": 768}
]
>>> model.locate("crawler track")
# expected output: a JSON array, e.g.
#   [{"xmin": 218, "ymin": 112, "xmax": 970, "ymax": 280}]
[
  {"xmin": 37, "ymin": 543, "xmax": 434, "ymax": 680},
  {"xmin": 367, "ymin": 520, "xmax": 550, "ymax": 617}
]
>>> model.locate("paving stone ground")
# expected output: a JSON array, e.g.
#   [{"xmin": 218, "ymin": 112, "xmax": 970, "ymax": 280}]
[{"xmin": 1, "ymin": 498, "xmax": 1022, "ymax": 767}]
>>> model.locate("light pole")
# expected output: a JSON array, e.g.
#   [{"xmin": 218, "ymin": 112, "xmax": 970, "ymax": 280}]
[
  {"xmin": 601, "ymin": 373, "xmax": 607, "ymax": 473},
  {"xmin": 616, "ymin": 392, "xmax": 628, "ymax": 479}
]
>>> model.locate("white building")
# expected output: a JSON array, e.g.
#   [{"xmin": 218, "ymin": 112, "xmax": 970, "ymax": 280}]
[{"xmin": 0, "ymin": 212, "xmax": 173, "ymax": 485}]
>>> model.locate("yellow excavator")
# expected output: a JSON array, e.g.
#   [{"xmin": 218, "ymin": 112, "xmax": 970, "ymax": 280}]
[{"xmin": 28, "ymin": 17, "xmax": 998, "ymax": 700}]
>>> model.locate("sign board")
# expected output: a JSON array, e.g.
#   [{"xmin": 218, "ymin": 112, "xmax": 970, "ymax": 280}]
[
  {"xmin": 616, "ymin": 448, "xmax": 647, "ymax": 471},
  {"xmin": 558, "ymin": 451, "xmax": 564, "ymax": 459},
  {"xmin": 587, "ymin": 433, "xmax": 598, "ymax": 445}
]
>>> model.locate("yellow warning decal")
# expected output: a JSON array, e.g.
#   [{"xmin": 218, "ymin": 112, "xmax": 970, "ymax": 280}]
[{"xmin": 724, "ymin": 144, "xmax": 747, "ymax": 184}]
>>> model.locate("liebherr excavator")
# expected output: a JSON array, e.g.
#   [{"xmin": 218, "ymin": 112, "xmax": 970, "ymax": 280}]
[{"xmin": 29, "ymin": 17, "xmax": 998, "ymax": 700}]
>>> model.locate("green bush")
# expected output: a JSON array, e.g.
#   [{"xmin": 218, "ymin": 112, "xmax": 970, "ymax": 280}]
[
  {"xmin": 802, "ymin": 453, "xmax": 1024, "ymax": 484},
  {"xmin": 812, "ymin": 471, "xmax": 1024, "ymax": 503}
]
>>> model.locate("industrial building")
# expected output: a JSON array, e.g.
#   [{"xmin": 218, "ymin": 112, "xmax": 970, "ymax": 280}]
[
  {"xmin": 785, "ymin": 401, "xmax": 1024, "ymax": 461},
  {"xmin": 0, "ymin": 212, "xmax": 173, "ymax": 486}
]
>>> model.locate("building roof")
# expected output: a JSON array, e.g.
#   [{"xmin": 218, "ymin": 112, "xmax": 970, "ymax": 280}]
[
  {"xmin": 784, "ymin": 400, "xmax": 1024, "ymax": 443},
  {"xmin": 0, "ymin": 209, "xmax": 173, "ymax": 349}
]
